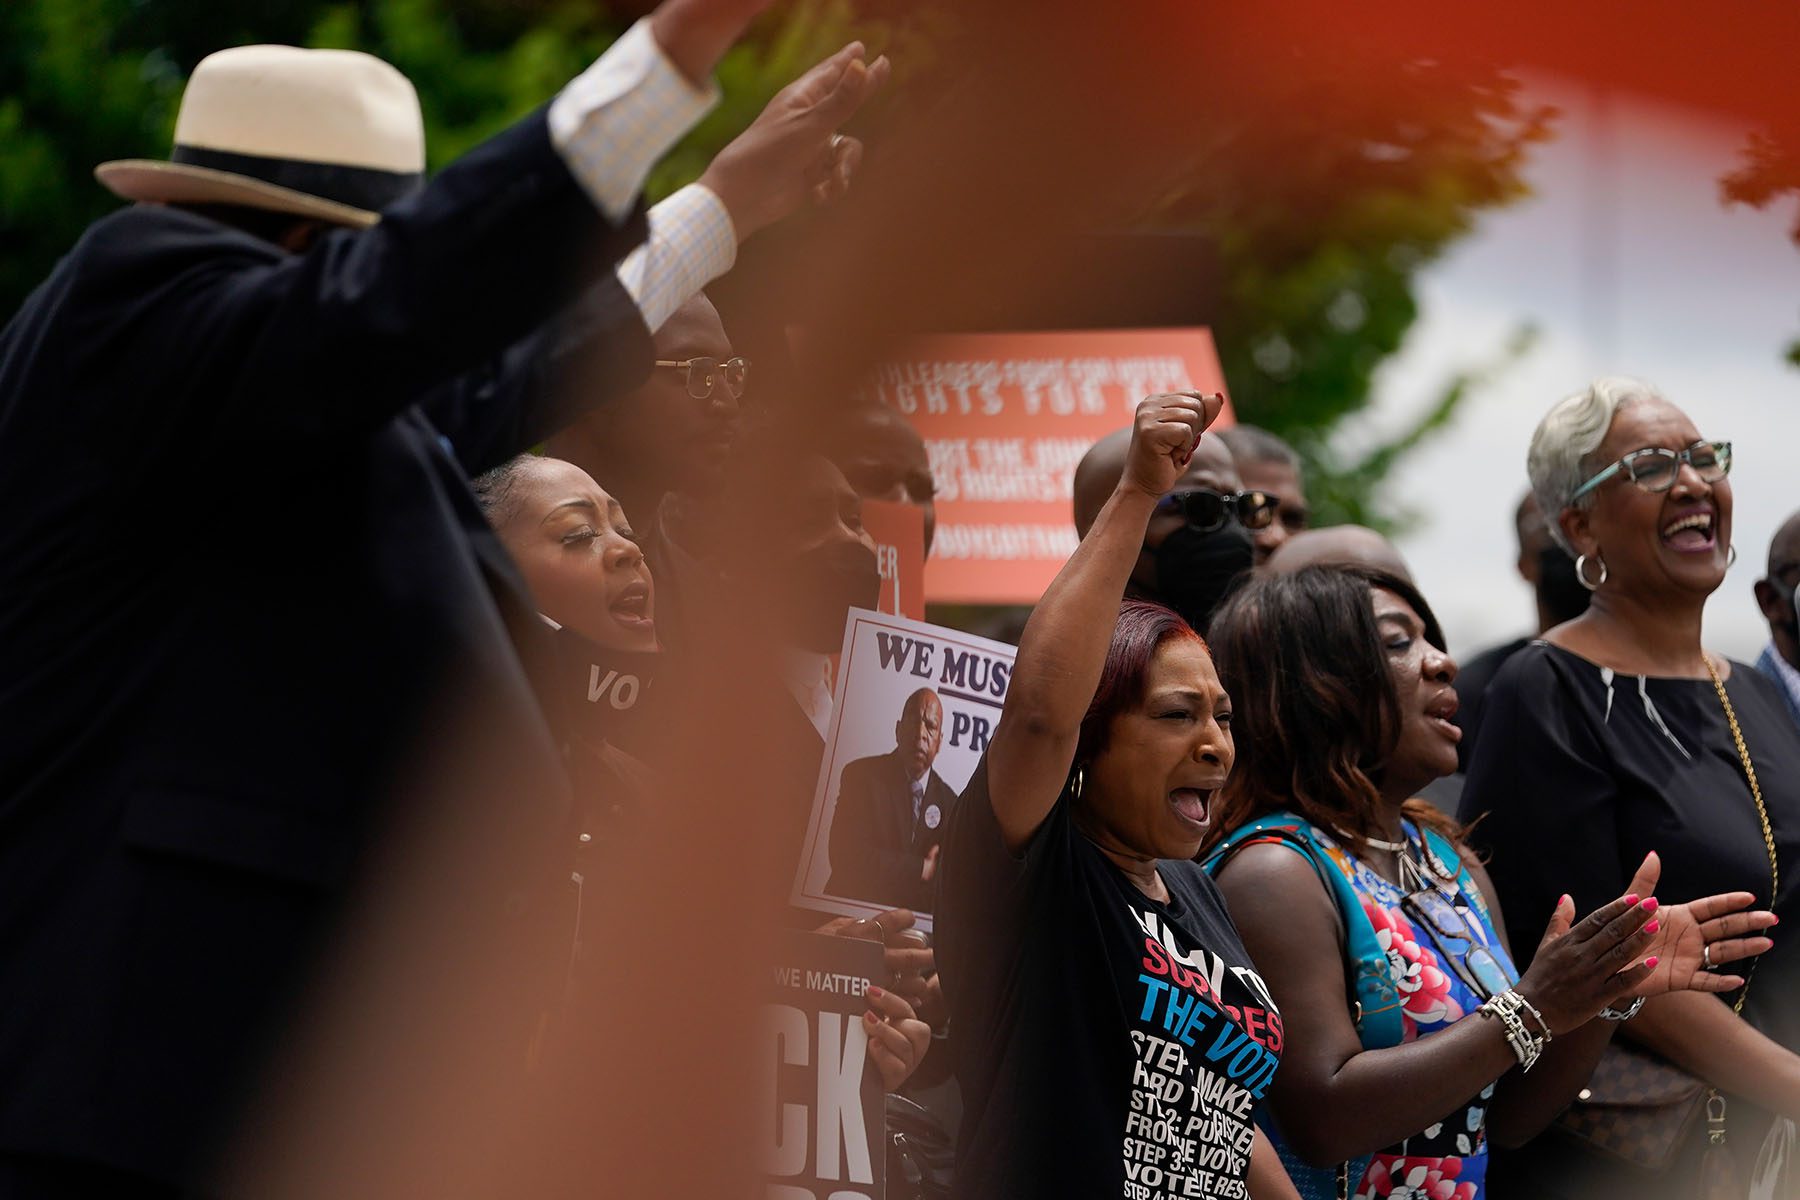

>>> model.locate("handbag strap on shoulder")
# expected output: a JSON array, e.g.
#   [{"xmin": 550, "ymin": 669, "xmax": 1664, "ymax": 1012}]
[{"xmin": 1205, "ymin": 815, "xmax": 1406, "ymax": 1050}]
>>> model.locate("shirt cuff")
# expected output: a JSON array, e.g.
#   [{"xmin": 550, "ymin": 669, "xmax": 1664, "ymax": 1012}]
[
  {"xmin": 615, "ymin": 183, "xmax": 739, "ymax": 335},
  {"xmin": 548, "ymin": 19, "xmax": 720, "ymax": 223}
]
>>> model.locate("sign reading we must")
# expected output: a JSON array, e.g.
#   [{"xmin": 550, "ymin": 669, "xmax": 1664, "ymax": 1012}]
[
  {"xmin": 792, "ymin": 611, "xmax": 1016, "ymax": 932},
  {"xmin": 857, "ymin": 329, "xmax": 1234, "ymax": 604}
]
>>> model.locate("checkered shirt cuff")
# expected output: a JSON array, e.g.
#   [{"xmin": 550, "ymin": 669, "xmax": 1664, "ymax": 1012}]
[
  {"xmin": 615, "ymin": 184, "xmax": 738, "ymax": 334},
  {"xmin": 548, "ymin": 19, "xmax": 719, "ymax": 223}
]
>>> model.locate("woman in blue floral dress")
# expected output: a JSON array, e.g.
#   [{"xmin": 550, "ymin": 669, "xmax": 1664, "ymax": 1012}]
[{"xmin": 1201, "ymin": 565, "xmax": 1775, "ymax": 1200}]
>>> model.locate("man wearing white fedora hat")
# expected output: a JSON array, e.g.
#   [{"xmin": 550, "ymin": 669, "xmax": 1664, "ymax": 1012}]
[{"xmin": 0, "ymin": 0, "xmax": 886, "ymax": 1192}]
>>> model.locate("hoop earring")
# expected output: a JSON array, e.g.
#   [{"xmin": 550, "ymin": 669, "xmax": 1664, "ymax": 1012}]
[
  {"xmin": 1727, "ymin": 544, "xmax": 1738, "ymax": 569},
  {"xmin": 1575, "ymin": 553, "xmax": 1608, "ymax": 591},
  {"xmin": 1069, "ymin": 764, "xmax": 1087, "ymax": 802}
]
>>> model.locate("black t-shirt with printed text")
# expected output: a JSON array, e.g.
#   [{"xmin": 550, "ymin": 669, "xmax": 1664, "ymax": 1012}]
[{"xmin": 937, "ymin": 757, "xmax": 1282, "ymax": 1200}]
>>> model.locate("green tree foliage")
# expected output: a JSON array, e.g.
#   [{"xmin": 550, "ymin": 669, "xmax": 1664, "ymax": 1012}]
[
  {"xmin": 1721, "ymin": 130, "xmax": 1800, "ymax": 368},
  {"xmin": 1139, "ymin": 53, "xmax": 1555, "ymax": 527}
]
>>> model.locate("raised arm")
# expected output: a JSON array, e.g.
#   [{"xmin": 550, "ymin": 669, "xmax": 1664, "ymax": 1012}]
[
  {"xmin": 99, "ymin": 0, "xmax": 775, "ymax": 461},
  {"xmin": 985, "ymin": 391, "xmax": 1221, "ymax": 851}
]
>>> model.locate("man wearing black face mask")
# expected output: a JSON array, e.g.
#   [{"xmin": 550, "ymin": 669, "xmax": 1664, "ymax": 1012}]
[
  {"xmin": 694, "ymin": 434, "xmax": 881, "ymax": 754},
  {"xmin": 1070, "ymin": 414, "xmax": 1265, "ymax": 635},
  {"xmin": 754, "ymin": 455, "xmax": 885, "ymax": 730}
]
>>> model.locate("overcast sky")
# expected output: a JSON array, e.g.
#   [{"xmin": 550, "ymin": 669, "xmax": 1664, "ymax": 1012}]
[{"xmin": 1355, "ymin": 73, "xmax": 1800, "ymax": 662}]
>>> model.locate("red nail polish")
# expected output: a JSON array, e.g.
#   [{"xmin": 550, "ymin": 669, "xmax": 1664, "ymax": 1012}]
[
  {"xmin": 865, "ymin": 1010, "xmax": 879, "ymax": 1022},
  {"xmin": 1644, "ymin": 919, "xmax": 1660, "ymax": 934},
  {"xmin": 1624, "ymin": 894, "xmax": 1640, "ymax": 906},
  {"xmin": 1772, "ymin": 915, "xmax": 1781, "ymax": 926},
  {"xmin": 1645, "ymin": 956, "xmax": 1659, "ymax": 969},
  {"xmin": 869, "ymin": 985, "xmax": 883, "ymax": 997},
  {"xmin": 1559, "ymin": 894, "xmax": 1571, "ymax": 907},
  {"xmin": 1641, "ymin": 897, "xmax": 1659, "ymax": 913}
]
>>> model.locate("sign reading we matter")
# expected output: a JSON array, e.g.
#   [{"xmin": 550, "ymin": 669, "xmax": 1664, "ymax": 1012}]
[
  {"xmin": 761, "ymin": 930, "xmax": 886, "ymax": 1200},
  {"xmin": 854, "ymin": 329, "xmax": 1234, "ymax": 604}
]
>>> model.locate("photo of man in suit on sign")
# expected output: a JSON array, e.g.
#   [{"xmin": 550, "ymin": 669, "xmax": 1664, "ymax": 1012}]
[{"xmin": 826, "ymin": 687, "xmax": 955, "ymax": 912}]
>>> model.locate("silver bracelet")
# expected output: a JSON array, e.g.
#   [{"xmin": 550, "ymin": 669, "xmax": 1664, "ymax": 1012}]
[
  {"xmin": 1599, "ymin": 996, "xmax": 1646, "ymax": 1022},
  {"xmin": 1478, "ymin": 989, "xmax": 1546, "ymax": 1072},
  {"xmin": 1512, "ymin": 991, "xmax": 1554, "ymax": 1043}
]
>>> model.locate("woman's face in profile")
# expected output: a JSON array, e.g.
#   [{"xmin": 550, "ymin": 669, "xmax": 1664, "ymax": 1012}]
[
  {"xmin": 1084, "ymin": 638, "xmax": 1235, "ymax": 862},
  {"xmin": 1371, "ymin": 586, "xmax": 1461, "ymax": 792},
  {"xmin": 1572, "ymin": 397, "xmax": 1733, "ymax": 599},
  {"xmin": 496, "ymin": 458, "xmax": 657, "ymax": 653}
]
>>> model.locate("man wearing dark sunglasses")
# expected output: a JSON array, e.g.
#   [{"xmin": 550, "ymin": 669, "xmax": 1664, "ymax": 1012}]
[
  {"xmin": 1071, "ymin": 418, "xmax": 1267, "ymax": 633},
  {"xmin": 1219, "ymin": 424, "xmax": 1311, "ymax": 565}
]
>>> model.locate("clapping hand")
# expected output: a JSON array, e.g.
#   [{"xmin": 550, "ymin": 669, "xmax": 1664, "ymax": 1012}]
[
  {"xmin": 1522, "ymin": 852, "xmax": 1779, "ymax": 1033},
  {"xmin": 1620, "ymin": 851, "xmax": 1777, "ymax": 995}
]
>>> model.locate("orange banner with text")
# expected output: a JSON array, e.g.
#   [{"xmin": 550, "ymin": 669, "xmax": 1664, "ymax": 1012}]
[{"xmin": 855, "ymin": 329, "xmax": 1233, "ymax": 604}]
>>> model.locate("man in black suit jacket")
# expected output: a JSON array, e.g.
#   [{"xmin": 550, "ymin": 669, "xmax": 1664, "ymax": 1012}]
[
  {"xmin": 827, "ymin": 688, "xmax": 955, "ymax": 912},
  {"xmin": 0, "ymin": 1, "xmax": 886, "ymax": 1190}
]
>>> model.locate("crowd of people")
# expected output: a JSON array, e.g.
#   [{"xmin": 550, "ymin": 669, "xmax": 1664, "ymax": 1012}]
[{"xmin": 1, "ymin": 0, "xmax": 1796, "ymax": 1197}]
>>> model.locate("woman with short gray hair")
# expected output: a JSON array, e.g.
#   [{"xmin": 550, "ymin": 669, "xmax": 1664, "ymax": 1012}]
[{"xmin": 1461, "ymin": 380, "xmax": 1800, "ymax": 1197}]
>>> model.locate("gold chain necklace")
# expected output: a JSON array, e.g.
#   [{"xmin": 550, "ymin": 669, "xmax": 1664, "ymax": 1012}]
[
  {"xmin": 1700, "ymin": 655, "xmax": 1782, "ymax": 1148},
  {"xmin": 1704, "ymin": 656, "xmax": 1780, "ymax": 949}
]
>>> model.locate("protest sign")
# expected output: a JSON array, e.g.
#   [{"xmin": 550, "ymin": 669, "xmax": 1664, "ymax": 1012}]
[
  {"xmin": 855, "ymin": 328, "xmax": 1234, "ymax": 604},
  {"xmin": 860, "ymin": 500, "xmax": 926, "ymax": 621},
  {"xmin": 761, "ymin": 929, "xmax": 887, "ymax": 1200},
  {"xmin": 792, "ymin": 609, "xmax": 1017, "ymax": 932}
]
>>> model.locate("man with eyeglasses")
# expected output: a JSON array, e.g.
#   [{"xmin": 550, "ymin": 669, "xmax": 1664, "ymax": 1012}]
[
  {"xmin": 1071, "ymin": 411, "xmax": 1273, "ymax": 634},
  {"xmin": 547, "ymin": 292, "xmax": 749, "ymax": 648},
  {"xmin": 1754, "ymin": 508, "xmax": 1800, "ymax": 728}
]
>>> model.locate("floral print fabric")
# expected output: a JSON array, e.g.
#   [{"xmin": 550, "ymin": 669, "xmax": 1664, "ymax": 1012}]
[{"xmin": 1314, "ymin": 823, "xmax": 1516, "ymax": 1200}]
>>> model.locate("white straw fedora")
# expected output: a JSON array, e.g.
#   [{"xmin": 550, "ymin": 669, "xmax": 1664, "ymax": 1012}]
[{"xmin": 96, "ymin": 44, "xmax": 427, "ymax": 229}]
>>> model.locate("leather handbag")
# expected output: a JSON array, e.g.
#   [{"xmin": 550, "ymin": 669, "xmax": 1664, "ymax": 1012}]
[
  {"xmin": 1553, "ymin": 1038, "xmax": 1708, "ymax": 1170},
  {"xmin": 1552, "ymin": 659, "xmax": 1778, "ymax": 1196}
]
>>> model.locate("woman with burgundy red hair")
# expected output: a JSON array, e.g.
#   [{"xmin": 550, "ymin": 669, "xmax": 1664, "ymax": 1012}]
[{"xmin": 936, "ymin": 392, "xmax": 1302, "ymax": 1199}]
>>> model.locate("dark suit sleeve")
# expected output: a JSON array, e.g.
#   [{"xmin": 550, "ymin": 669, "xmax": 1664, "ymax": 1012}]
[
  {"xmin": 828, "ymin": 757, "xmax": 883, "ymax": 899},
  {"xmin": 84, "ymin": 109, "xmax": 647, "ymax": 461},
  {"xmin": 418, "ymin": 271, "xmax": 655, "ymax": 476},
  {"xmin": 829, "ymin": 755, "xmax": 939, "ymax": 911}
]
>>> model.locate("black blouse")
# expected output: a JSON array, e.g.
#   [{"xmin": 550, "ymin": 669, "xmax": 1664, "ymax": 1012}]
[{"xmin": 1460, "ymin": 641, "xmax": 1800, "ymax": 1055}]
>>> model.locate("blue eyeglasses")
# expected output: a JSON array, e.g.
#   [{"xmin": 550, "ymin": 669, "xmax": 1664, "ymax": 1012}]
[{"xmin": 1570, "ymin": 440, "xmax": 1731, "ymax": 502}]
